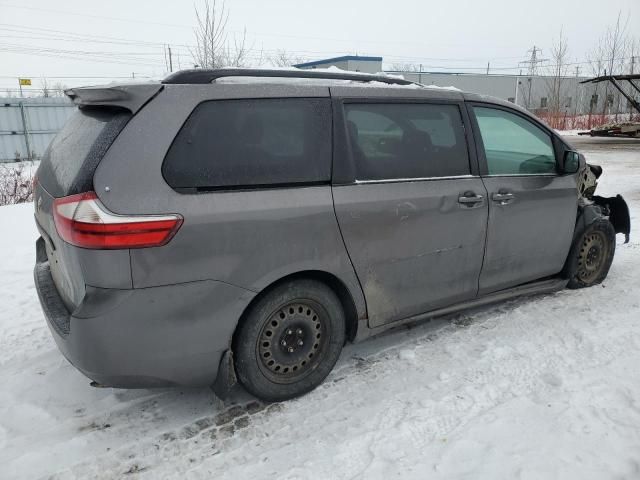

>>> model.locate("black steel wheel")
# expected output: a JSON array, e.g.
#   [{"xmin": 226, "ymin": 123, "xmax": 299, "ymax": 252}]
[
  {"xmin": 565, "ymin": 219, "xmax": 616, "ymax": 289},
  {"xmin": 234, "ymin": 279, "xmax": 345, "ymax": 402},
  {"xmin": 576, "ymin": 230, "xmax": 609, "ymax": 284},
  {"xmin": 257, "ymin": 300, "xmax": 328, "ymax": 384}
]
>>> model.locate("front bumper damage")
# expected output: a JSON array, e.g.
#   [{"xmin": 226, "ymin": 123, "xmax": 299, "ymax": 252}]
[
  {"xmin": 592, "ymin": 195, "xmax": 631, "ymax": 243},
  {"xmin": 577, "ymin": 162, "xmax": 631, "ymax": 243}
]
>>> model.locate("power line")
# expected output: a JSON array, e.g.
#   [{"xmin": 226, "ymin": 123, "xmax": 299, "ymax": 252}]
[
  {"xmin": 0, "ymin": 2, "xmax": 193, "ymax": 29},
  {"xmin": 1, "ymin": 22, "xmax": 636, "ymax": 76},
  {"xmin": 2, "ymin": 47, "xmax": 166, "ymax": 68},
  {"xmin": 0, "ymin": 4, "xmax": 597, "ymax": 54},
  {"xmin": 10, "ymin": 22, "xmax": 624, "ymax": 70},
  {"xmin": 0, "ymin": 23, "xmax": 532, "ymax": 62},
  {"xmin": 520, "ymin": 46, "xmax": 549, "ymax": 76},
  {"xmin": 0, "ymin": 75, "xmax": 153, "ymax": 79},
  {"xmin": 0, "ymin": 23, "xmax": 181, "ymax": 48}
]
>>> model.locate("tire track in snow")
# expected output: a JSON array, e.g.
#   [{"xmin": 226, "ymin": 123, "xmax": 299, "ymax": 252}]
[{"xmin": 41, "ymin": 252, "xmax": 640, "ymax": 479}]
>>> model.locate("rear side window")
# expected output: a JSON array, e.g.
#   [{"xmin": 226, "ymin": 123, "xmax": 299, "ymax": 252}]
[
  {"xmin": 37, "ymin": 107, "xmax": 131, "ymax": 197},
  {"xmin": 344, "ymin": 103, "xmax": 469, "ymax": 181},
  {"xmin": 163, "ymin": 98, "xmax": 332, "ymax": 190}
]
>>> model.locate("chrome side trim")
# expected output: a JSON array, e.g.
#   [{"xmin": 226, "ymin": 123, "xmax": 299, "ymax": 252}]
[
  {"xmin": 354, "ymin": 175, "xmax": 477, "ymax": 185},
  {"xmin": 483, "ymin": 173, "xmax": 558, "ymax": 178}
]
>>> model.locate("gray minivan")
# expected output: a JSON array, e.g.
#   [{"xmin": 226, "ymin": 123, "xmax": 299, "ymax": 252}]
[{"xmin": 34, "ymin": 69, "xmax": 630, "ymax": 401}]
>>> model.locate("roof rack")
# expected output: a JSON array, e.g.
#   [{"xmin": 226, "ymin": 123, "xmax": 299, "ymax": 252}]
[{"xmin": 161, "ymin": 68, "xmax": 416, "ymax": 87}]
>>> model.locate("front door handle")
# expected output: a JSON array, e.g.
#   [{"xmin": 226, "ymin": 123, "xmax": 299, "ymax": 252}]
[
  {"xmin": 492, "ymin": 192, "xmax": 515, "ymax": 205},
  {"xmin": 458, "ymin": 192, "xmax": 484, "ymax": 207}
]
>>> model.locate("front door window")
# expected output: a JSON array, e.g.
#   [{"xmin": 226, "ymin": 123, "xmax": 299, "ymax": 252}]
[{"xmin": 473, "ymin": 106, "xmax": 556, "ymax": 175}]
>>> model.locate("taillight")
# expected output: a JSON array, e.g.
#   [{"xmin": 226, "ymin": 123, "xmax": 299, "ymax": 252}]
[{"xmin": 53, "ymin": 192, "xmax": 183, "ymax": 249}]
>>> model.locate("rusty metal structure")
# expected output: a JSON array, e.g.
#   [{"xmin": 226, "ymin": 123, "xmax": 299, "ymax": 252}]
[{"xmin": 579, "ymin": 74, "xmax": 640, "ymax": 137}]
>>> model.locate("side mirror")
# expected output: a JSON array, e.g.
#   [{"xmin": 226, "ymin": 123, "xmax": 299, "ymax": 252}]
[{"xmin": 562, "ymin": 150, "xmax": 581, "ymax": 174}]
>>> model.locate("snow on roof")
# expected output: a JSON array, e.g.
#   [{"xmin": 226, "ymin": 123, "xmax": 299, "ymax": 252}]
[
  {"xmin": 424, "ymin": 84, "xmax": 461, "ymax": 91},
  {"xmin": 211, "ymin": 66, "xmax": 431, "ymax": 89}
]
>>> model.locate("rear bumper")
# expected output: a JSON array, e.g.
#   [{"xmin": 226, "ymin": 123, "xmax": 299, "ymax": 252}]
[{"xmin": 34, "ymin": 243, "xmax": 255, "ymax": 388}]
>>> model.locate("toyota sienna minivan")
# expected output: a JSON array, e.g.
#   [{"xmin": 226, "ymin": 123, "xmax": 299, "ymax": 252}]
[{"xmin": 34, "ymin": 68, "xmax": 630, "ymax": 401}]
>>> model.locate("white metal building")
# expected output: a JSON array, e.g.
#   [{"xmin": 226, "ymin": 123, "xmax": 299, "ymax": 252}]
[
  {"xmin": 295, "ymin": 56, "xmax": 636, "ymax": 116},
  {"xmin": 0, "ymin": 96, "xmax": 74, "ymax": 163}
]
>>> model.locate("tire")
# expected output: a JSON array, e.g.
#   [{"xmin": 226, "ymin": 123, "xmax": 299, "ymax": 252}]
[
  {"xmin": 234, "ymin": 279, "xmax": 345, "ymax": 402},
  {"xmin": 565, "ymin": 219, "xmax": 616, "ymax": 289}
]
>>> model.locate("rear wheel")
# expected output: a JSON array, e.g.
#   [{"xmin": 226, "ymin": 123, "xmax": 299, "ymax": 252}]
[
  {"xmin": 565, "ymin": 220, "xmax": 616, "ymax": 289},
  {"xmin": 234, "ymin": 279, "xmax": 345, "ymax": 402}
]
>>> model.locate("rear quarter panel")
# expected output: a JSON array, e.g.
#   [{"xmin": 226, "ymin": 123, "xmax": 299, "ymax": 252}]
[
  {"xmin": 92, "ymin": 84, "xmax": 367, "ymax": 319},
  {"xmin": 34, "ymin": 184, "xmax": 132, "ymax": 312}
]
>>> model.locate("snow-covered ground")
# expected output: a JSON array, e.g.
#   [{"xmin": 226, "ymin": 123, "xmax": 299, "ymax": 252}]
[
  {"xmin": 1, "ymin": 145, "xmax": 639, "ymax": 479},
  {"xmin": 556, "ymin": 129, "xmax": 584, "ymax": 136}
]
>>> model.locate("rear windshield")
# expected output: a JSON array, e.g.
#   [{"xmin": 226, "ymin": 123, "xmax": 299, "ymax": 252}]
[{"xmin": 37, "ymin": 107, "xmax": 131, "ymax": 197}]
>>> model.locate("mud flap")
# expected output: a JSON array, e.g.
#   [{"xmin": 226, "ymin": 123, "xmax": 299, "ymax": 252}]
[
  {"xmin": 212, "ymin": 350, "xmax": 237, "ymax": 399},
  {"xmin": 593, "ymin": 194, "xmax": 631, "ymax": 243}
]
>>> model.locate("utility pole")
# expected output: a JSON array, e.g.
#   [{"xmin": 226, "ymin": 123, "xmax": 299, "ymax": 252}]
[
  {"xmin": 574, "ymin": 65, "xmax": 581, "ymax": 117},
  {"xmin": 163, "ymin": 44, "xmax": 168, "ymax": 72},
  {"xmin": 518, "ymin": 46, "xmax": 548, "ymax": 110},
  {"xmin": 168, "ymin": 45, "xmax": 173, "ymax": 72},
  {"xmin": 629, "ymin": 56, "xmax": 635, "ymax": 117},
  {"xmin": 521, "ymin": 46, "xmax": 542, "ymax": 77},
  {"xmin": 18, "ymin": 101, "xmax": 31, "ymax": 160}
]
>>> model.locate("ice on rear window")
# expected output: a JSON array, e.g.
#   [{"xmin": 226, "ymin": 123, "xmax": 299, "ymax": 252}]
[{"xmin": 37, "ymin": 108, "xmax": 130, "ymax": 197}]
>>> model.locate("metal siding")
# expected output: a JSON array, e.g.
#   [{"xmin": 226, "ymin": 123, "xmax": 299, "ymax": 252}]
[
  {"xmin": 0, "ymin": 97, "xmax": 75, "ymax": 162},
  {"xmin": 346, "ymin": 59, "xmax": 383, "ymax": 74},
  {"xmin": 397, "ymin": 72, "xmax": 632, "ymax": 115}
]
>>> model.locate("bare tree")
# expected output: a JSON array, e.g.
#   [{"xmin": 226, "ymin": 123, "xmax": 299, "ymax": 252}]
[
  {"xmin": 191, "ymin": 0, "xmax": 228, "ymax": 68},
  {"xmin": 40, "ymin": 77, "xmax": 51, "ymax": 98},
  {"xmin": 51, "ymin": 82, "xmax": 68, "ymax": 97},
  {"xmin": 225, "ymin": 27, "xmax": 251, "ymax": 67},
  {"xmin": 626, "ymin": 37, "xmax": 639, "ymax": 118},
  {"xmin": 190, "ymin": 0, "xmax": 251, "ymax": 68},
  {"xmin": 0, "ymin": 164, "xmax": 35, "ymax": 205},
  {"xmin": 603, "ymin": 12, "xmax": 630, "ymax": 76},
  {"xmin": 269, "ymin": 50, "xmax": 307, "ymax": 68},
  {"xmin": 267, "ymin": 50, "xmax": 307, "ymax": 67},
  {"xmin": 390, "ymin": 63, "xmax": 420, "ymax": 72},
  {"xmin": 588, "ymin": 12, "xmax": 631, "ymax": 117},
  {"xmin": 544, "ymin": 29, "xmax": 570, "ymax": 127}
]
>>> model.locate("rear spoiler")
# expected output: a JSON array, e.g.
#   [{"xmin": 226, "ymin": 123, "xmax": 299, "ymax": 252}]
[{"xmin": 64, "ymin": 83, "xmax": 163, "ymax": 114}]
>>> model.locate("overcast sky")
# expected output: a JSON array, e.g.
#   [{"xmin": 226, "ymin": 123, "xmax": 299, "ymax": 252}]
[{"xmin": 1, "ymin": 0, "xmax": 639, "ymax": 92}]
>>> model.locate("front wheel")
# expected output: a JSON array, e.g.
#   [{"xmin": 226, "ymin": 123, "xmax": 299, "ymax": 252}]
[
  {"xmin": 565, "ymin": 219, "xmax": 616, "ymax": 289},
  {"xmin": 234, "ymin": 279, "xmax": 345, "ymax": 402}
]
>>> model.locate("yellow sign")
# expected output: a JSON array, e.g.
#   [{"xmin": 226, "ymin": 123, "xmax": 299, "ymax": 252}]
[{"xmin": 19, "ymin": 78, "xmax": 31, "ymax": 86}]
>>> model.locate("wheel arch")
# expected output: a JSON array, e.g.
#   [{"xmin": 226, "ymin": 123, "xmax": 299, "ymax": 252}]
[
  {"xmin": 232, "ymin": 270, "xmax": 362, "ymax": 353},
  {"xmin": 562, "ymin": 203, "xmax": 616, "ymax": 279}
]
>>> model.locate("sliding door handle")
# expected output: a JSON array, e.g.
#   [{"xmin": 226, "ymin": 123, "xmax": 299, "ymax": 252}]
[
  {"xmin": 458, "ymin": 193, "xmax": 484, "ymax": 206},
  {"xmin": 492, "ymin": 192, "xmax": 515, "ymax": 205}
]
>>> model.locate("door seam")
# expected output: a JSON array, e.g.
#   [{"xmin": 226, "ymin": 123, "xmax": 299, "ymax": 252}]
[
  {"xmin": 329, "ymin": 184, "xmax": 369, "ymax": 322},
  {"xmin": 477, "ymin": 176, "xmax": 491, "ymax": 298}
]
